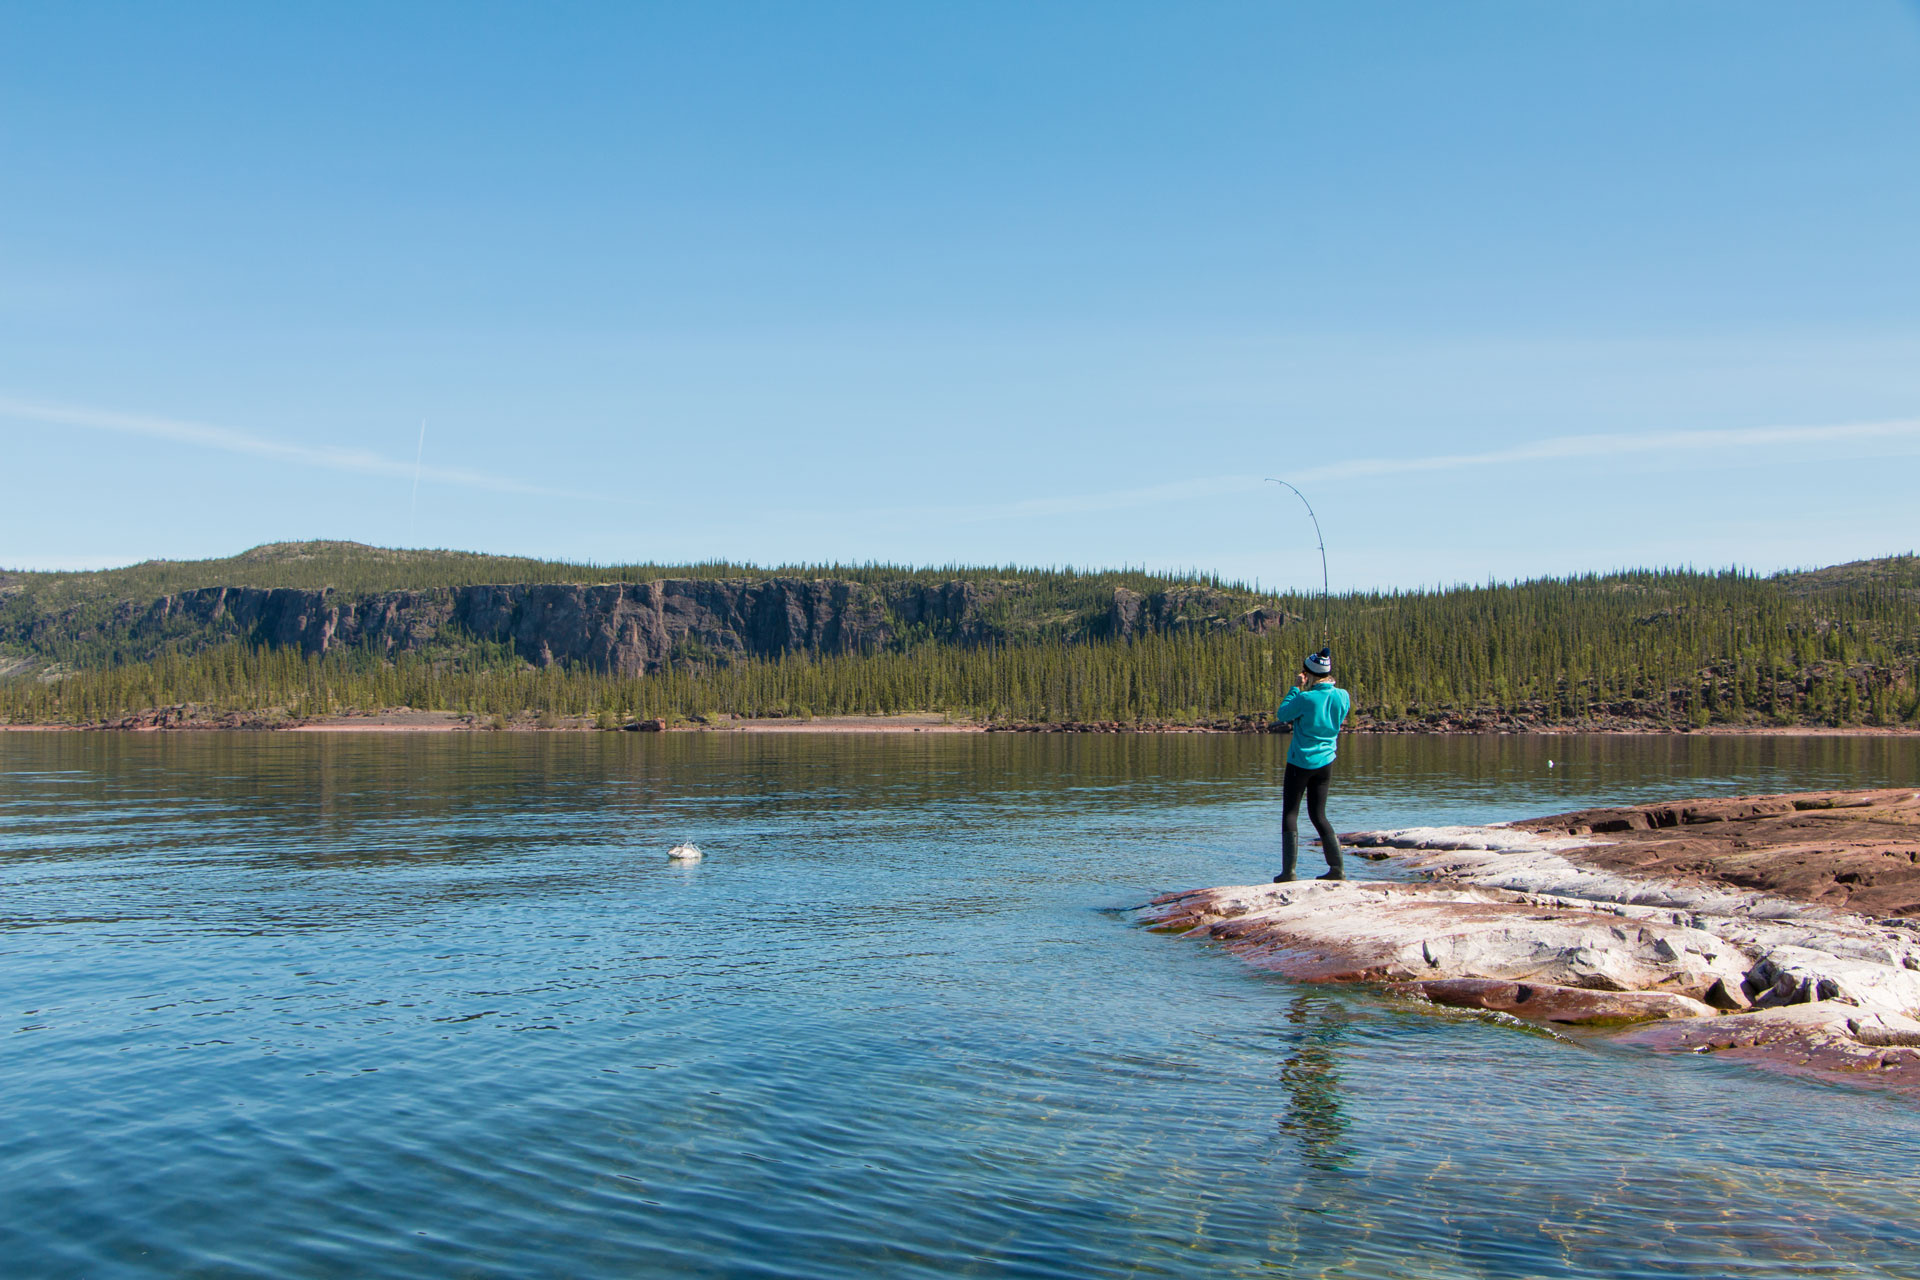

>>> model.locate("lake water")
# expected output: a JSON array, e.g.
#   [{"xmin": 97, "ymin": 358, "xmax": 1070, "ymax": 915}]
[{"xmin": 4, "ymin": 732, "xmax": 1919, "ymax": 1279}]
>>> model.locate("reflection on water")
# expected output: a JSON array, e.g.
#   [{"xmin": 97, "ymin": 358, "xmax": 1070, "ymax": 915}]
[
  {"xmin": 1278, "ymin": 995, "xmax": 1352, "ymax": 1172},
  {"xmin": 1, "ymin": 731, "xmax": 1917, "ymax": 1279}
]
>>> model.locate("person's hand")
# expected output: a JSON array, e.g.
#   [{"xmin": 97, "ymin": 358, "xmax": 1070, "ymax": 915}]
[{"xmin": 1294, "ymin": 671, "xmax": 1310, "ymax": 691}]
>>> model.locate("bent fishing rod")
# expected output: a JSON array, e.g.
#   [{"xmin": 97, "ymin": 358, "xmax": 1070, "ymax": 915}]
[{"xmin": 1264, "ymin": 478, "xmax": 1330, "ymax": 653}]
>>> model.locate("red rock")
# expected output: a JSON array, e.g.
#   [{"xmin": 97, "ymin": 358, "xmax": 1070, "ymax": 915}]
[{"xmin": 1510, "ymin": 788, "xmax": 1920, "ymax": 919}]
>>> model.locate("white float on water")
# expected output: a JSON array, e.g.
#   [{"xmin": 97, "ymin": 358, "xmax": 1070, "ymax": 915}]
[{"xmin": 667, "ymin": 843, "xmax": 703, "ymax": 862}]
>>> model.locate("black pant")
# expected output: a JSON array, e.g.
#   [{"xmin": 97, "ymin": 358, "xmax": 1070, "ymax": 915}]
[{"xmin": 1281, "ymin": 761, "xmax": 1342, "ymax": 879}]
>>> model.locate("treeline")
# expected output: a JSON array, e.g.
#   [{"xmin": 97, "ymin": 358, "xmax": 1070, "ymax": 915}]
[
  {"xmin": 0, "ymin": 630, "xmax": 1275, "ymax": 726},
  {"xmin": 6, "ymin": 560, "xmax": 1918, "ymax": 727}
]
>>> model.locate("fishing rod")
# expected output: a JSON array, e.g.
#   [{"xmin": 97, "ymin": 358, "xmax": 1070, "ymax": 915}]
[{"xmin": 1264, "ymin": 478, "xmax": 1330, "ymax": 653}]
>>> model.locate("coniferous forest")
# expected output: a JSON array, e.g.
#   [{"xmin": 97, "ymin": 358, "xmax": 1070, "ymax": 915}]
[{"xmin": 2, "ymin": 543, "xmax": 1916, "ymax": 730}]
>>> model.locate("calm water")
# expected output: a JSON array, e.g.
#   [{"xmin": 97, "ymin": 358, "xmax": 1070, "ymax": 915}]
[{"xmin": 4, "ymin": 732, "xmax": 1919, "ymax": 1279}]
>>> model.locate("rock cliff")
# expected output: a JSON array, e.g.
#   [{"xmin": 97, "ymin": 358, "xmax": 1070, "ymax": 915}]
[
  {"xmin": 1103, "ymin": 586, "xmax": 1291, "ymax": 640},
  {"xmin": 21, "ymin": 578, "xmax": 1286, "ymax": 675}
]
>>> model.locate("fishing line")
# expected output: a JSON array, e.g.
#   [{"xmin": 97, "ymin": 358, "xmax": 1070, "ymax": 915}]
[
  {"xmin": 1264, "ymin": 478, "xmax": 1330, "ymax": 651},
  {"xmin": 409, "ymin": 419, "xmax": 427, "ymax": 544}
]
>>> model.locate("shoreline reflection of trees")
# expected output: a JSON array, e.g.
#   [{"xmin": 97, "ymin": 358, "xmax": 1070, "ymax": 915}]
[{"xmin": 1278, "ymin": 994, "xmax": 1352, "ymax": 1171}]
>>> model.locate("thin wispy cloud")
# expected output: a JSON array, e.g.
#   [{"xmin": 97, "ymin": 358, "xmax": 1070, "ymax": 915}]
[
  {"xmin": 880, "ymin": 416, "xmax": 1920, "ymax": 526},
  {"xmin": 0, "ymin": 396, "xmax": 600, "ymax": 500},
  {"xmin": 1294, "ymin": 418, "xmax": 1920, "ymax": 483}
]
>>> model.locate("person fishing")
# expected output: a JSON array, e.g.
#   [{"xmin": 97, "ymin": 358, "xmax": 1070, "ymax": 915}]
[{"xmin": 1272, "ymin": 646, "xmax": 1350, "ymax": 882}]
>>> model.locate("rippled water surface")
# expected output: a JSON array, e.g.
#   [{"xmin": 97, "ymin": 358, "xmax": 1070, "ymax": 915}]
[{"xmin": 4, "ymin": 732, "xmax": 1919, "ymax": 1278}]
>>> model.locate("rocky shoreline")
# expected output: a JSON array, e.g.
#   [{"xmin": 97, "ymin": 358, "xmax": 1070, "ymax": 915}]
[
  {"xmin": 5, "ymin": 707, "xmax": 1916, "ymax": 735},
  {"xmin": 1140, "ymin": 788, "xmax": 1920, "ymax": 1098}
]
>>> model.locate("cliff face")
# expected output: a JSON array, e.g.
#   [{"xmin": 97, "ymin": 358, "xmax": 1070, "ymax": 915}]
[
  {"xmin": 127, "ymin": 586, "xmax": 450, "ymax": 657},
  {"xmin": 1105, "ymin": 586, "xmax": 1292, "ymax": 640},
  {"xmin": 452, "ymin": 579, "xmax": 895, "ymax": 673},
  {"xmin": 17, "ymin": 578, "xmax": 1285, "ymax": 675}
]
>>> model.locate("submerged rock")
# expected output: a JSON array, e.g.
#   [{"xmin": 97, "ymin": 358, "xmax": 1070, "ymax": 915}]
[
  {"xmin": 1390, "ymin": 977, "xmax": 1714, "ymax": 1025},
  {"xmin": 1617, "ymin": 1003, "xmax": 1920, "ymax": 1096}
]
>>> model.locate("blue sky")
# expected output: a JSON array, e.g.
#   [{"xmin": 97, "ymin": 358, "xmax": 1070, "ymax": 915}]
[{"xmin": 3, "ymin": 2, "xmax": 1917, "ymax": 591}]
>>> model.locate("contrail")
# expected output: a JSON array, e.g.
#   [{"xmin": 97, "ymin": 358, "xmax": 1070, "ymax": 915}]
[
  {"xmin": 859, "ymin": 415, "xmax": 1920, "ymax": 525},
  {"xmin": 409, "ymin": 419, "xmax": 427, "ymax": 544},
  {"xmin": 0, "ymin": 395, "xmax": 601, "ymax": 500}
]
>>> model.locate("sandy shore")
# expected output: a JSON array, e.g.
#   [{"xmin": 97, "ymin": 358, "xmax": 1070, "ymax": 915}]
[
  {"xmin": 697, "ymin": 714, "xmax": 980, "ymax": 733},
  {"xmin": 285, "ymin": 712, "xmax": 983, "ymax": 733},
  {"xmin": 285, "ymin": 710, "xmax": 476, "ymax": 732}
]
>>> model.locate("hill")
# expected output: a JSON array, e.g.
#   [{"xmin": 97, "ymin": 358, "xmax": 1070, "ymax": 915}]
[
  {"xmin": 2, "ymin": 544, "xmax": 1916, "ymax": 730},
  {"xmin": 0, "ymin": 540, "xmax": 1228, "ymax": 612},
  {"xmin": 0, "ymin": 542, "xmax": 1274, "ymax": 676}
]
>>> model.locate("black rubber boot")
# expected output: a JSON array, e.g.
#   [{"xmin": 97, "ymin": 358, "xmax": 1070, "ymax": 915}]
[{"xmin": 1318, "ymin": 835, "xmax": 1345, "ymax": 882}]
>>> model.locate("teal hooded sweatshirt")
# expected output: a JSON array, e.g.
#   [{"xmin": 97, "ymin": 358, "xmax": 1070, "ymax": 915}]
[{"xmin": 1274, "ymin": 681, "xmax": 1351, "ymax": 769}]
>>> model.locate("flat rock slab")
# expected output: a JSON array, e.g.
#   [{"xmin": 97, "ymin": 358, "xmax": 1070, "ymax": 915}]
[
  {"xmin": 1510, "ymin": 788, "xmax": 1920, "ymax": 920},
  {"xmin": 1141, "ymin": 881, "xmax": 1747, "ymax": 999}
]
